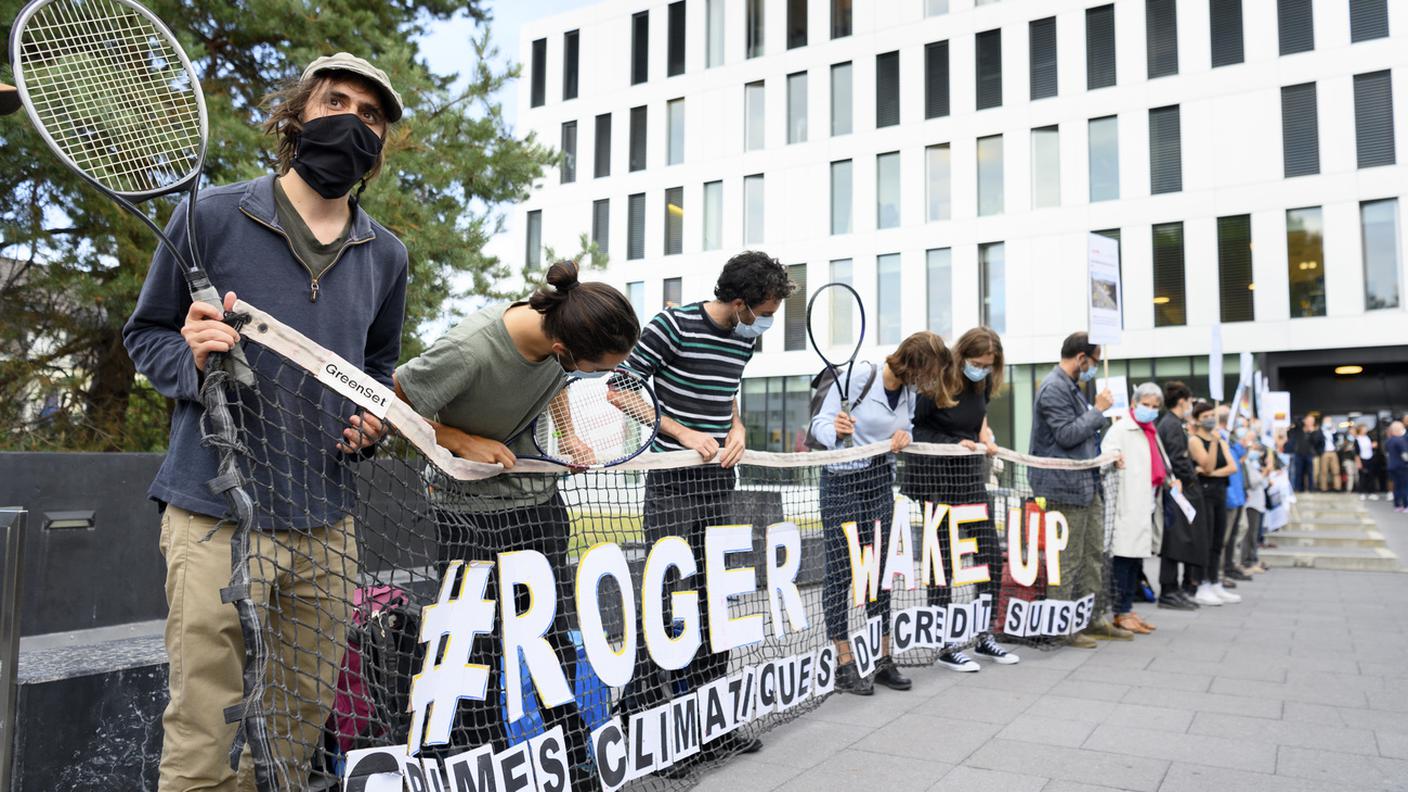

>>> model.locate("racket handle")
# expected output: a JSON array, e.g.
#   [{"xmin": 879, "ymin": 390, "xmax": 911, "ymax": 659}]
[
  {"xmin": 840, "ymin": 399, "xmax": 854, "ymax": 449},
  {"xmin": 190, "ymin": 282, "xmax": 255, "ymax": 387}
]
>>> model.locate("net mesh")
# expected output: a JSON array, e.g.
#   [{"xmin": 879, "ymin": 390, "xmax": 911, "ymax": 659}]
[
  {"xmin": 202, "ymin": 303, "xmax": 1118, "ymax": 791},
  {"xmin": 15, "ymin": 0, "xmax": 204, "ymax": 195}
]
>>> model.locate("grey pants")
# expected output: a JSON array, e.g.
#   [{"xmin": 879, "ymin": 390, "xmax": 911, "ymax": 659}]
[{"xmin": 1045, "ymin": 496, "xmax": 1105, "ymax": 607}]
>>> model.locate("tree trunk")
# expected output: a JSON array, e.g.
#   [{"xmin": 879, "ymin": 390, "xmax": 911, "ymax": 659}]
[{"xmin": 84, "ymin": 326, "xmax": 136, "ymax": 451}]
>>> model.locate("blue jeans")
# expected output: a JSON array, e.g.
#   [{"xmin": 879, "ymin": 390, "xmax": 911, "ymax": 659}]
[
  {"xmin": 1111, "ymin": 556, "xmax": 1143, "ymax": 615},
  {"xmin": 1293, "ymin": 454, "xmax": 1316, "ymax": 492},
  {"xmin": 1392, "ymin": 469, "xmax": 1408, "ymax": 508}
]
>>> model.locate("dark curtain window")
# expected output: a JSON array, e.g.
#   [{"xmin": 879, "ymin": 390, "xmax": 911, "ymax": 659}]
[
  {"xmin": 1354, "ymin": 71, "xmax": 1396, "ymax": 168},
  {"xmin": 1281, "ymin": 83, "xmax": 1320, "ymax": 177},
  {"xmin": 1277, "ymin": 0, "xmax": 1314, "ymax": 55},
  {"xmin": 1209, "ymin": 0, "xmax": 1244, "ymax": 67},
  {"xmin": 1029, "ymin": 18, "xmax": 1057, "ymax": 100},
  {"xmin": 975, "ymin": 29, "xmax": 1003, "ymax": 110},
  {"xmin": 1146, "ymin": 0, "xmax": 1179, "ymax": 78},
  {"xmin": 1086, "ymin": 5, "xmax": 1117, "ymax": 89},
  {"xmin": 667, "ymin": 2, "xmax": 686, "ymax": 76},
  {"xmin": 530, "ymin": 38, "xmax": 546, "ymax": 107},
  {"xmin": 1149, "ymin": 105, "xmax": 1182, "ymax": 194},
  {"xmin": 925, "ymin": 41, "xmax": 950, "ymax": 118},
  {"xmin": 562, "ymin": 31, "xmax": 579, "ymax": 100},
  {"xmin": 1218, "ymin": 215, "xmax": 1254, "ymax": 323},
  {"xmin": 1152, "ymin": 222, "xmax": 1186, "ymax": 327},
  {"xmin": 876, "ymin": 51, "xmax": 900, "ymax": 127},
  {"xmin": 631, "ymin": 11, "xmax": 649, "ymax": 84}
]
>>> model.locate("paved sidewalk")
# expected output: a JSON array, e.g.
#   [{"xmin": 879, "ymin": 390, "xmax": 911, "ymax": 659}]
[{"xmin": 693, "ymin": 566, "xmax": 1408, "ymax": 790}]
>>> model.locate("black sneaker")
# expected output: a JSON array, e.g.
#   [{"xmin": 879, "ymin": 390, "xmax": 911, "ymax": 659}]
[
  {"xmin": 1220, "ymin": 578, "xmax": 1237, "ymax": 589},
  {"xmin": 973, "ymin": 633, "xmax": 1020, "ymax": 665},
  {"xmin": 835, "ymin": 662, "xmax": 874, "ymax": 695},
  {"xmin": 1158, "ymin": 592, "xmax": 1196, "ymax": 610},
  {"xmin": 874, "ymin": 657, "xmax": 912, "ymax": 690},
  {"xmin": 1225, "ymin": 568, "xmax": 1252, "ymax": 582},
  {"xmin": 1173, "ymin": 589, "xmax": 1201, "ymax": 608},
  {"xmin": 935, "ymin": 649, "xmax": 980, "ymax": 673}
]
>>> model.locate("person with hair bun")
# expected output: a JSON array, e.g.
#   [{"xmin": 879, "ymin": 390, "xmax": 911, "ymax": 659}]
[{"xmin": 392, "ymin": 259, "xmax": 639, "ymax": 782}]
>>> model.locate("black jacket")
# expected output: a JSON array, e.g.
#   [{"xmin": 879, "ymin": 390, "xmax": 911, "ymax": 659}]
[{"xmin": 1157, "ymin": 412, "xmax": 1198, "ymax": 485}]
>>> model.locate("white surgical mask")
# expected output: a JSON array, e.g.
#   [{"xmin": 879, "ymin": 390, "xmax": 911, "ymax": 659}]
[
  {"xmin": 733, "ymin": 305, "xmax": 773, "ymax": 339},
  {"xmin": 1133, "ymin": 405, "xmax": 1160, "ymax": 424},
  {"xmin": 963, "ymin": 362, "xmax": 991, "ymax": 382}
]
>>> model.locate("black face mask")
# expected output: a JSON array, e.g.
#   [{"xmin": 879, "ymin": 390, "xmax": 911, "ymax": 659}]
[{"xmin": 291, "ymin": 113, "xmax": 383, "ymax": 200}]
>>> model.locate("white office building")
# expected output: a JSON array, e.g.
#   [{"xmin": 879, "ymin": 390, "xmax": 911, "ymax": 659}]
[{"xmin": 511, "ymin": 0, "xmax": 1406, "ymax": 449}]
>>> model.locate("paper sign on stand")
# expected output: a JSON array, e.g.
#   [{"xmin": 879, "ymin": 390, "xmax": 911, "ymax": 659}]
[
  {"xmin": 1096, "ymin": 376, "xmax": 1129, "ymax": 419},
  {"xmin": 1263, "ymin": 391, "xmax": 1292, "ymax": 432},
  {"xmin": 1086, "ymin": 233, "xmax": 1123, "ymax": 347}
]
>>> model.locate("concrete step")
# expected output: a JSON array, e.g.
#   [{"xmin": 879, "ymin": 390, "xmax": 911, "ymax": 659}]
[
  {"xmin": 1259, "ymin": 545, "xmax": 1401, "ymax": 572},
  {"xmin": 1271, "ymin": 529, "xmax": 1388, "ymax": 549},
  {"xmin": 1286, "ymin": 517, "xmax": 1378, "ymax": 531},
  {"xmin": 1287, "ymin": 510, "xmax": 1375, "ymax": 526}
]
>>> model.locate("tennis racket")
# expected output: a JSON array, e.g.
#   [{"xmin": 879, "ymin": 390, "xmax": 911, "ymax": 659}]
[
  {"xmin": 9, "ymin": 0, "xmax": 251, "ymax": 382},
  {"xmin": 514, "ymin": 368, "xmax": 661, "ymax": 469},
  {"xmin": 806, "ymin": 282, "xmax": 867, "ymax": 448}
]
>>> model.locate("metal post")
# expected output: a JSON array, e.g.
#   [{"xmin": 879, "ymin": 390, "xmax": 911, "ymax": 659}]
[{"xmin": 0, "ymin": 507, "xmax": 26, "ymax": 792}]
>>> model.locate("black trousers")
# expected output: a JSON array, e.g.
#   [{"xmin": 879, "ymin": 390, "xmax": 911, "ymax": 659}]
[
  {"xmin": 434, "ymin": 495, "xmax": 588, "ymax": 766},
  {"xmin": 902, "ymin": 455, "xmax": 1002, "ymax": 616},
  {"xmin": 1198, "ymin": 479, "xmax": 1228, "ymax": 585},
  {"xmin": 619, "ymin": 466, "xmax": 737, "ymax": 717},
  {"xmin": 820, "ymin": 458, "xmax": 894, "ymax": 642}
]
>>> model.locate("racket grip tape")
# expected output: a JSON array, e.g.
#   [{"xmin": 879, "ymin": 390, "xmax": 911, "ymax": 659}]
[
  {"xmin": 840, "ymin": 398, "xmax": 854, "ymax": 449},
  {"xmin": 189, "ymin": 282, "xmax": 255, "ymax": 387}
]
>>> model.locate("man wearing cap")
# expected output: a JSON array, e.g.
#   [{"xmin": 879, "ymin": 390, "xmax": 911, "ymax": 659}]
[{"xmin": 123, "ymin": 54, "xmax": 408, "ymax": 790}]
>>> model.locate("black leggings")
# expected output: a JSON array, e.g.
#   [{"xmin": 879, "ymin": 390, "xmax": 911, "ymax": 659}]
[
  {"xmin": 1198, "ymin": 479, "xmax": 1228, "ymax": 585},
  {"xmin": 434, "ymin": 494, "xmax": 588, "ymax": 766},
  {"xmin": 820, "ymin": 459, "xmax": 895, "ymax": 642},
  {"xmin": 903, "ymin": 455, "xmax": 1003, "ymax": 613}
]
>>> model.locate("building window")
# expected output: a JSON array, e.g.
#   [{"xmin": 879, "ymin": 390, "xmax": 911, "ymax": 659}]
[
  {"xmin": 925, "ymin": 41, "xmax": 950, "ymax": 119},
  {"xmin": 1152, "ymin": 222, "xmax": 1186, "ymax": 327},
  {"xmin": 1362, "ymin": 198, "xmax": 1401, "ymax": 310},
  {"xmin": 829, "ymin": 259, "xmax": 854, "ymax": 345},
  {"xmin": 876, "ymin": 51, "xmax": 900, "ymax": 127},
  {"xmin": 744, "ymin": 174, "xmax": 765, "ymax": 244},
  {"xmin": 1086, "ymin": 5, "xmax": 1116, "ymax": 90},
  {"xmin": 1350, "ymin": 0, "xmax": 1389, "ymax": 42},
  {"xmin": 925, "ymin": 0, "xmax": 948, "ymax": 15},
  {"xmin": 1210, "ymin": 0, "xmax": 1244, "ymax": 67},
  {"xmin": 1217, "ymin": 214, "xmax": 1254, "ymax": 323},
  {"xmin": 1088, "ymin": 115, "xmax": 1119, "ymax": 202},
  {"xmin": 1286, "ymin": 207, "xmax": 1325, "ymax": 318},
  {"xmin": 594, "ymin": 114, "xmax": 611, "ymax": 178},
  {"xmin": 831, "ymin": 62, "xmax": 853, "ymax": 135},
  {"xmin": 1278, "ymin": 0, "xmax": 1314, "ymax": 55},
  {"xmin": 830, "ymin": 160, "xmax": 852, "ymax": 235},
  {"xmin": 832, "ymin": 0, "xmax": 852, "ymax": 39},
  {"xmin": 627, "ymin": 193, "xmax": 645, "ymax": 260},
  {"xmin": 1029, "ymin": 18, "xmax": 1057, "ymax": 101},
  {"xmin": 629, "ymin": 106, "xmax": 647, "ymax": 172},
  {"xmin": 977, "ymin": 135, "xmax": 1004, "ymax": 217},
  {"xmin": 1354, "ymin": 71, "xmax": 1396, "ymax": 168},
  {"xmin": 525, "ymin": 210, "xmax": 542, "ymax": 270},
  {"xmin": 563, "ymin": 31, "xmax": 579, "ymax": 101},
  {"xmin": 785, "ymin": 263, "xmax": 808, "ymax": 351},
  {"xmin": 745, "ymin": 81, "xmax": 766, "ymax": 151},
  {"xmin": 631, "ymin": 11, "xmax": 649, "ymax": 84},
  {"xmin": 1031, "ymin": 125, "xmax": 1060, "ymax": 209},
  {"xmin": 667, "ymin": 1, "xmax": 686, "ymax": 77},
  {"xmin": 926, "ymin": 248, "xmax": 952, "ymax": 339},
  {"xmin": 663, "ymin": 277, "xmax": 683, "ymax": 309},
  {"xmin": 787, "ymin": 71, "xmax": 808, "ymax": 144},
  {"xmin": 627, "ymin": 281, "xmax": 646, "ymax": 325},
  {"xmin": 703, "ymin": 180, "xmax": 723, "ymax": 251},
  {"xmin": 707, "ymin": 0, "xmax": 725, "ymax": 67},
  {"xmin": 788, "ymin": 0, "xmax": 808, "ymax": 49},
  {"xmin": 979, "ymin": 243, "xmax": 1006, "ymax": 334},
  {"xmin": 1281, "ymin": 83, "xmax": 1319, "ymax": 177},
  {"xmin": 1148, "ymin": 105, "xmax": 1182, "ymax": 194},
  {"xmin": 877, "ymin": 254, "xmax": 902, "ymax": 344},
  {"xmin": 1146, "ymin": 0, "xmax": 1179, "ymax": 78},
  {"xmin": 530, "ymin": 38, "xmax": 546, "ymax": 108},
  {"xmin": 975, "ymin": 29, "xmax": 1002, "ymax": 110},
  {"xmin": 925, "ymin": 143, "xmax": 951, "ymax": 222},
  {"xmin": 876, "ymin": 152, "xmax": 900, "ymax": 229},
  {"xmin": 591, "ymin": 199, "xmax": 609, "ymax": 255},
  {"xmin": 667, "ymin": 98, "xmax": 685, "ymax": 165},
  {"xmin": 663, "ymin": 187, "xmax": 684, "ymax": 255},
  {"xmin": 560, "ymin": 121, "xmax": 577, "ymax": 184},
  {"xmin": 746, "ymin": 0, "xmax": 765, "ymax": 59}
]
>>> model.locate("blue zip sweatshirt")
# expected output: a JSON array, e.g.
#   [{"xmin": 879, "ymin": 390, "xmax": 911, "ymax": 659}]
[{"xmin": 123, "ymin": 175, "xmax": 408, "ymax": 528}]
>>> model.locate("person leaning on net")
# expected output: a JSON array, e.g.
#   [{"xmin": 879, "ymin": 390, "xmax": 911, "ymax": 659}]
[
  {"xmin": 1101, "ymin": 382, "xmax": 1174, "ymax": 635},
  {"xmin": 614, "ymin": 251, "xmax": 795, "ymax": 767},
  {"xmin": 1027, "ymin": 332, "xmax": 1132, "ymax": 648},
  {"xmin": 906, "ymin": 326, "xmax": 1021, "ymax": 672},
  {"xmin": 122, "ymin": 53, "xmax": 409, "ymax": 791},
  {"xmin": 392, "ymin": 260, "xmax": 640, "ymax": 783},
  {"xmin": 812, "ymin": 331, "xmax": 951, "ymax": 695}
]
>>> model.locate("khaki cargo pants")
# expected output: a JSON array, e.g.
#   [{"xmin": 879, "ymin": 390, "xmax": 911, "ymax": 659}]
[{"xmin": 159, "ymin": 505, "xmax": 357, "ymax": 791}]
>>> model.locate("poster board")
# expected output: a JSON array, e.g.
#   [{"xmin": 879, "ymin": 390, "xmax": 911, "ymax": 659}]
[
  {"xmin": 1086, "ymin": 233, "xmax": 1123, "ymax": 347},
  {"xmin": 1096, "ymin": 376, "xmax": 1129, "ymax": 419}
]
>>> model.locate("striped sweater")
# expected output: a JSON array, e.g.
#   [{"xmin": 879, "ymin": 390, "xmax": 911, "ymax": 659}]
[{"xmin": 624, "ymin": 302, "xmax": 755, "ymax": 452}]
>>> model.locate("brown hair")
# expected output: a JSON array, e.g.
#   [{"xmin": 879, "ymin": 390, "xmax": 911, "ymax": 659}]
[
  {"xmin": 260, "ymin": 70, "xmax": 396, "ymax": 182},
  {"xmin": 528, "ymin": 260, "xmax": 640, "ymax": 363},
  {"xmin": 950, "ymin": 326, "xmax": 1006, "ymax": 396},
  {"xmin": 886, "ymin": 331, "xmax": 954, "ymax": 407}
]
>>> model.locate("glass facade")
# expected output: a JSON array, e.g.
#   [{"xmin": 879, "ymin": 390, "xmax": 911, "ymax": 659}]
[
  {"xmin": 977, "ymin": 135, "xmax": 1004, "ymax": 216},
  {"xmin": 1286, "ymin": 206, "xmax": 1326, "ymax": 318},
  {"xmin": 744, "ymin": 174, "xmax": 765, "ymax": 244},
  {"xmin": 830, "ymin": 160, "xmax": 852, "ymax": 235},
  {"xmin": 745, "ymin": 81, "xmax": 766, "ymax": 151},
  {"xmin": 787, "ymin": 72, "xmax": 808, "ymax": 144},
  {"xmin": 667, "ymin": 99, "xmax": 685, "ymax": 165},
  {"xmin": 926, "ymin": 144, "xmax": 951, "ymax": 222},
  {"xmin": 1089, "ymin": 115, "xmax": 1119, "ymax": 201},
  {"xmin": 877, "ymin": 253, "xmax": 902, "ymax": 343},
  {"xmin": 829, "ymin": 259, "xmax": 854, "ymax": 346},
  {"xmin": 702, "ymin": 180, "xmax": 723, "ymax": 251},
  {"xmin": 1361, "ymin": 198, "xmax": 1401, "ymax": 310},
  {"xmin": 1031, "ymin": 125, "xmax": 1060, "ymax": 208},
  {"xmin": 927, "ymin": 248, "xmax": 952, "ymax": 340},
  {"xmin": 876, "ymin": 152, "xmax": 900, "ymax": 229},
  {"xmin": 831, "ymin": 62, "xmax": 852, "ymax": 136},
  {"xmin": 979, "ymin": 242, "xmax": 1006, "ymax": 333}
]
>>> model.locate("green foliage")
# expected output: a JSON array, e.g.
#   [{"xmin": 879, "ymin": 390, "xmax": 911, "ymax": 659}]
[{"xmin": 0, "ymin": 0, "xmax": 559, "ymax": 450}]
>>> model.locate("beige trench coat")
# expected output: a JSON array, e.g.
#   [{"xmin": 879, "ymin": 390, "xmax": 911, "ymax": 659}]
[{"xmin": 1101, "ymin": 415, "xmax": 1171, "ymax": 558}]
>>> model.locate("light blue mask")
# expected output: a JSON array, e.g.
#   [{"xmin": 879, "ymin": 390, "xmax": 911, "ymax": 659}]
[
  {"xmin": 963, "ymin": 362, "xmax": 991, "ymax": 382},
  {"xmin": 1079, "ymin": 365, "xmax": 1098, "ymax": 383},
  {"xmin": 733, "ymin": 313, "xmax": 773, "ymax": 339},
  {"xmin": 1133, "ymin": 405, "xmax": 1160, "ymax": 424}
]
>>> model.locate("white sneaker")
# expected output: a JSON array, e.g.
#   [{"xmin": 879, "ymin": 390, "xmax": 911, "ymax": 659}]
[
  {"xmin": 1370, "ymin": 494, "xmax": 1380, "ymax": 501},
  {"xmin": 1360, "ymin": 494, "xmax": 1368, "ymax": 501},
  {"xmin": 1193, "ymin": 583, "xmax": 1224, "ymax": 606},
  {"xmin": 1212, "ymin": 583, "xmax": 1242, "ymax": 603}
]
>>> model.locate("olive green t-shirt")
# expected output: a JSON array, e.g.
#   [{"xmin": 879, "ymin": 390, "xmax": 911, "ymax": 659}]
[
  {"xmin": 272, "ymin": 177, "xmax": 347, "ymax": 279},
  {"xmin": 396, "ymin": 302, "xmax": 565, "ymax": 512}
]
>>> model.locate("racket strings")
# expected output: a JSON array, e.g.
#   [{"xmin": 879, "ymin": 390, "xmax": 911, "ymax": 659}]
[
  {"xmin": 17, "ymin": 0, "xmax": 202, "ymax": 195},
  {"xmin": 534, "ymin": 378, "xmax": 658, "ymax": 466}
]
